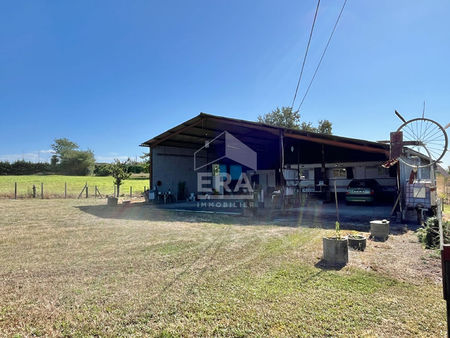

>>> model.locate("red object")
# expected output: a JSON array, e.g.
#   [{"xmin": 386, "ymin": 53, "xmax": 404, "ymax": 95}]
[
  {"xmin": 408, "ymin": 170, "xmax": 417, "ymax": 184},
  {"xmin": 390, "ymin": 131, "xmax": 403, "ymax": 160}
]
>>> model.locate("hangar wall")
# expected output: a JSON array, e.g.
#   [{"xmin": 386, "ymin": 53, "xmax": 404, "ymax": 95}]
[{"xmin": 152, "ymin": 145, "xmax": 201, "ymax": 199}]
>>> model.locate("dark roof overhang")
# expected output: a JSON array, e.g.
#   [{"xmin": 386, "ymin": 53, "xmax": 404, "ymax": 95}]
[{"xmin": 140, "ymin": 112, "xmax": 389, "ymax": 156}]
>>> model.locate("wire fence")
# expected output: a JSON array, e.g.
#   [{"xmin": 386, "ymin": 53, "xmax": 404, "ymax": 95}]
[{"xmin": 1, "ymin": 181, "xmax": 148, "ymax": 199}]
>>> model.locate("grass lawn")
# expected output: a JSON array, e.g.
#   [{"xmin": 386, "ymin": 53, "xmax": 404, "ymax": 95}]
[
  {"xmin": 0, "ymin": 199, "xmax": 446, "ymax": 336},
  {"xmin": 0, "ymin": 175, "xmax": 149, "ymax": 198}
]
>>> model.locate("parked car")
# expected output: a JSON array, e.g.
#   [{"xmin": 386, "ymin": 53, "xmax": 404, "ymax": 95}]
[{"xmin": 345, "ymin": 179, "xmax": 381, "ymax": 204}]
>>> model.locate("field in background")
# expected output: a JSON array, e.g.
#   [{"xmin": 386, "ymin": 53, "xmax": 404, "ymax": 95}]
[
  {"xmin": 0, "ymin": 199, "xmax": 446, "ymax": 336},
  {"xmin": 0, "ymin": 175, "xmax": 149, "ymax": 198}
]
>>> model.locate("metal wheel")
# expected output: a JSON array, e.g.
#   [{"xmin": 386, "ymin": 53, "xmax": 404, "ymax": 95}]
[{"xmin": 396, "ymin": 117, "xmax": 448, "ymax": 168}]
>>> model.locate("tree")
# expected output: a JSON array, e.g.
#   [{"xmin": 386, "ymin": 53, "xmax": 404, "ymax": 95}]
[
  {"xmin": 94, "ymin": 163, "xmax": 112, "ymax": 176},
  {"xmin": 140, "ymin": 152, "xmax": 150, "ymax": 173},
  {"xmin": 317, "ymin": 120, "xmax": 332, "ymax": 134},
  {"xmin": 257, "ymin": 107, "xmax": 301, "ymax": 129},
  {"xmin": 258, "ymin": 107, "xmax": 333, "ymax": 134},
  {"xmin": 110, "ymin": 159, "xmax": 131, "ymax": 197},
  {"xmin": 59, "ymin": 150, "xmax": 95, "ymax": 176},
  {"xmin": 50, "ymin": 138, "xmax": 95, "ymax": 175},
  {"xmin": 301, "ymin": 120, "xmax": 333, "ymax": 134},
  {"xmin": 51, "ymin": 138, "xmax": 79, "ymax": 159},
  {"xmin": 50, "ymin": 155, "xmax": 59, "ymax": 170}
]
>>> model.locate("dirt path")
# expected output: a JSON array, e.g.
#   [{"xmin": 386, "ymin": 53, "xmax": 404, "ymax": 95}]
[{"xmin": 348, "ymin": 230, "xmax": 442, "ymax": 285}]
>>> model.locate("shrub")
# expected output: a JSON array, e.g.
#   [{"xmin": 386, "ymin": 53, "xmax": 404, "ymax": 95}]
[
  {"xmin": 111, "ymin": 159, "xmax": 131, "ymax": 196},
  {"xmin": 126, "ymin": 163, "xmax": 147, "ymax": 174},
  {"xmin": 59, "ymin": 150, "xmax": 95, "ymax": 176},
  {"xmin": 416, "ymin": 217, "xmax": 450, "ymax": 249},
  {"xmin": 94, "ymin": 163, "xmax": 112, "ymax": 176}
]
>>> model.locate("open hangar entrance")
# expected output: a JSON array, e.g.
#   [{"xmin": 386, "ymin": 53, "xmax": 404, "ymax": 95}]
[{"xmin": 141, "ymin": 113, "xmax": 397, "ymax": 209}]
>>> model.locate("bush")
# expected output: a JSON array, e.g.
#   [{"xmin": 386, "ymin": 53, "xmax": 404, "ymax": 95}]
[
  {"xmin": 0, "ymin": 161, "xmax": 52, "ymax": 175},
  {"xmin": 59, "ymin": 150, "xmax": 95, "ymax": 176},
  {"xmin": 126, "ymin": 163, "xmax": 147, "ymax": 174},
  {"xmin": 94, "ymin": 164, "xmax": 112, "ymax": 176},
  {"xmin": 417, "ymin": 216, "xmax": 450, "ymax": 249}
]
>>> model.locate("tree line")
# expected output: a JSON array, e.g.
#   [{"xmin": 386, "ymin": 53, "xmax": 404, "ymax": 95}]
[{"xmin": 0, "ymin": 138, "xmax": 148, "ymax": 176}]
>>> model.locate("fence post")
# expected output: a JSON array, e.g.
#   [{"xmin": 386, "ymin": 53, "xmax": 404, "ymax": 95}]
[
  {"xmin": 65, "ymin": 182, "xmax": 67, "ymax": 199},
  {"xmin": 130, "ymin": 186, "xmax": 132, "ymax": 198},
  {"xmin": 86, "ymin": 184, "xmax": 89, "ymax": 198},
  {"xmin": 41, "ymin": 183, "xmax": 44, "ymax": 199},
  {"xmin": 95, "ymin": 186, "xmax": 97, "ymax": 199},
  {"xmin": 14, "ymin": 182, "xmax": 17, "ymax": 199},
  {"xmin": 114, "ymin": 185, "xmax": 116, "ymax": 197},
  {"xmin": 32, "ymin": 185, "xmax": 36, "ymax": 198}
]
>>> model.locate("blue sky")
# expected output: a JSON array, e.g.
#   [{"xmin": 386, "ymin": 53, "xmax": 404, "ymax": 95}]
[{"xmin": 1, "ymin": 1, "xmax": 449, "ymax": 167}]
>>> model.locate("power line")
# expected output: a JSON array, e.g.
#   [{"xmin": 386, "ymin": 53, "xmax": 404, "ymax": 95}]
[
  {"xmin": 290, "ymin": 0, "xmax": 321, "ymax": 109},
  {"xmin": 297, "ymin": 0, "xmax": 348, "ymax": 111}
]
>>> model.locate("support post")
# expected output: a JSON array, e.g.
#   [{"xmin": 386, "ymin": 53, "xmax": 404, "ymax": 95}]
[
  {"xmin": 65, "ymin": 182, "xmax": 67, "ymax": 199},
  {"xmin": 441, "ymin": 243, "xmax": 450, "ymax": 337},
  {"xmin": 32, "ymin": 185, "xmax": 36, "ymax": 198},
  {"xmin": 130, "ymin": 186, "xmax": 132, "ymax": 198},
  {"xmin": 321, "ymin": 144, "xmax": 326, "ymax": 178},
  {"xmin": 334, "ymin": 180, "xmax": 340, "ymax": 223},
  {"xmin": 279, "ymin": 130, "xmax": 285, "ymax": 209},
  {"xmin": 14, "ymin": 182, "xmax": 17, "ymax": 199},
  {"xmin": 41, "ymin": 182, "xmax": 44, "ymax": 199},
  {"xmin": 321, "ymin": 144, "xmax": 329, "ymax": 201},
  {"xmin": 77, "ymin": 184, "xmax": 86, "ymax": 199},
  {"xmin": 85, "ymin": 184, "xmax": 88, "ymax": 198},
  {"xmin": 95, "ymin": 186, "xmax": 97, "ymax": 199},
  {"xmin": 149, "ymin": 148, "xmax": 153, "ymax": 190}
]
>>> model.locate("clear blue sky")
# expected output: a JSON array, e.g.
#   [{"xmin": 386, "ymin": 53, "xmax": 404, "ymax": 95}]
[{"xmin": 1, "ymin": 1, "xmax": 449, "ymax": 167}]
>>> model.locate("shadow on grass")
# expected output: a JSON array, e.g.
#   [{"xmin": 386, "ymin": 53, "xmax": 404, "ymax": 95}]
[
  {"xmin": 75, "ymin": 202, "xmax": 251, "ymax": 225},
  {"xmin": 76, "ymin": 201, "xmax": 414, "ymax": 232},
  {"xmin": 314, "ymin": 259, "xmax": 346, "ymax": 271}
]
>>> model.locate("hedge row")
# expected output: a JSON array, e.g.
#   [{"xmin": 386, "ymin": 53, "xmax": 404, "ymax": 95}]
[
  {"xmin": 0, "ymin": 161, "xmax": 149, "ymax": 176},
  {"xmin": 0, "ymin": 161, "xmax": 53, "ymax": 175}
]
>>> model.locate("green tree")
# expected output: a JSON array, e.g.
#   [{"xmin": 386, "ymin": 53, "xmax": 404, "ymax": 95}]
[
  {"xmin": 140, "ymin": 152, "xmax": 150, "ymax": 173},
  {"xmin": 51, "ymin": 138, "xmax": 79, "ymax": 159},
  {"xmin": 317, "ymin": 120, "xmax": 332, "ymax": 134},
  {"xmin": 94, "ymin": 163, "xmax": 112, "ymax": 176},
  {"xmin": 51, "ymin": 138, "xmax": 95, "ymax": 175},
  {"xmin": 111, "ymin": 159, "xmax": 131, "ymax": 197},
  {"xmin": 50, "ymin": 155, "xmax": 59, "ymax": 170},
  {"xmin": 59, "ymin": 150, "xmax": 95, "ymax": 176},
  {"xmin": 257, "ymin": 107, "xmax": 301, "ymax": 129},
  {"xmin": 258, "ymin": 107, "xmax": 333, "ymax": 134},
  {"xmin": 300, "ymin": 121, "xmax": 315, "ymax": 132},
  {"xmin": 301, "ymin": 120, "xmax": 333, "ymax": 134}
]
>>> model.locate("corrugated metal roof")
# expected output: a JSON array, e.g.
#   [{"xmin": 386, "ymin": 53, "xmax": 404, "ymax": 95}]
[{"xmin": 140, "ymin": 112, "xmax": 389, "ymax": 154}]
